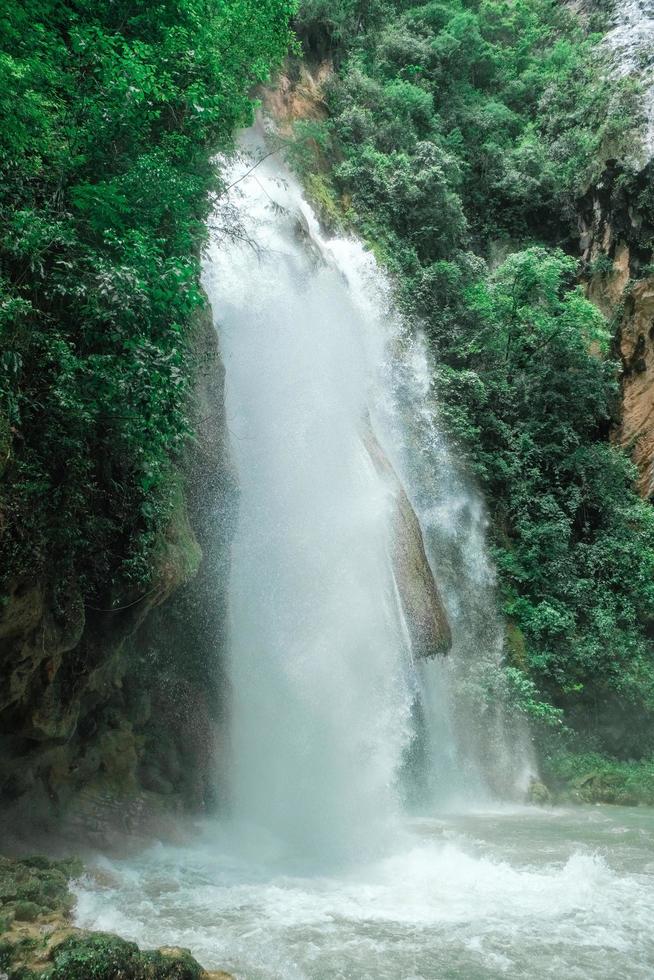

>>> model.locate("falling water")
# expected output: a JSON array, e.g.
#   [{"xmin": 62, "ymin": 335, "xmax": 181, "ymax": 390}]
[
  {"xmin": 200, "ymin": 125, "xmax": 531, "ymax": 860},
  {"xmin": 204, "ymin": 130, "xmax": 414, "ymax": 862},
  {"xmin": 605, "ymin": 0, "xmax": 654, "ymax": 162},
  {"xmin": 72, "ymin": 129, "xmax": 654, "ymax": 980}
]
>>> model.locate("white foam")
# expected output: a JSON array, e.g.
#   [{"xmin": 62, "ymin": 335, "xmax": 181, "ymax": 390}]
[{"xmin": 74, "ymin": 810, "xmax": 654, "ymax": 979}]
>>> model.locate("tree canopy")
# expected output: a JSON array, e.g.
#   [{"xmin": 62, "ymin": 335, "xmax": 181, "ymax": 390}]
[{"xmin": 0, "ymin": 0, "xmax": 294, "ymax": 596}]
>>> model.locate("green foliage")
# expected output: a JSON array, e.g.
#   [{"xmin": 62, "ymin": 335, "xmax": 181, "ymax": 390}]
[
  {"xmin": 432, "ymin": 249, "xmax": 654, "ymax": 756},
  {"xmin": 544, "ymin": 751, "xmax": 654, "ymax": 805},
  {"xmin": 504, "ymin": 667, "xmax": 566, "ymax": 729},
  {"xmin": 297, "ymin": 0, "xmax": 654, "ymax": 762},
  {"xmin": 294, "ymin": 0, "xmax": 390, "ymax": 58},
  {"xmin": 302, "ymin": 0, "xmax": 639, "ymax": 252},
  {"xmin": 0, "ymin": 0, "xmax": 294, "ymax": 598},
  {"xmin": 430, "ymin": 248, "xmax": 654, "ymax": 757},
  {"xmin": 45, "ymin": 934, "xmax": 204, "ymax": 980}
]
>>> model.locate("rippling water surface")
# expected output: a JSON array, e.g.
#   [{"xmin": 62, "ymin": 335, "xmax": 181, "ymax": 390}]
[{"xmin": 74, "ymin": 806, "xmax": 654, "ymax": 980}]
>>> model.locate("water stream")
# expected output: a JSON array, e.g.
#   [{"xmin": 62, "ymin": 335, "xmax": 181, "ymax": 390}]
[
  {"xmin": 605, "ymin": 0, "xmax": 654, "ymax": 162},
  {"xmin": 73, "ymin": 134, "xmax": 654, "ymax": 978}
]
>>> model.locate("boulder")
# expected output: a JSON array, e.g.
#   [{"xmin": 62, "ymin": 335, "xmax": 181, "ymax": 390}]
[
  {"xmin": 0, "ymin": 856, "xmax": 233, "ymax": 980},
  {"xmin": 363, "ymin": 426, "xmax": 451, "ymax": 658}
]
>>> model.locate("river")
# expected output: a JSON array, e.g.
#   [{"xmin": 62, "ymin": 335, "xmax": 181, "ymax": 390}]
[{"xmin": 74, "ymin": 805, "xmax": 654, "ymax": 979}]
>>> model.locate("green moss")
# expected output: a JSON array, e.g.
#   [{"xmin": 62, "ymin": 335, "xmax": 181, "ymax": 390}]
[
  {"xmin": 11, "ymin": 902, "xmax": 41, "ymax": 923},
  {"xmin": 0, "ymin": 857, "xmax": 79, "ymax": 914},
  {"xmin": 0, "ymin": 910, "xmax": 14, "ymax": 933},
  {"xmin": 162, "ymin": 485, "xmax": 203, "ymax": 589},
  {"xmin": 0, "ymin": 938, "xmax": 14, "ymax": 969},
  {"xmin": 8, "ymin": 968, "xmax": 39, "ymax": 980},
  {"xmin": 505, "ymin": 622, "xmax": 527, "ymax": 670},
  {"xmin": 0, "ymin": 935, "xmax": 39, "ymax": 975},
  {"xmin": 544, "ymin": 752, "xmax": 654, "ymax": 805},
  {"xmin": 0, "ymin": 857, "xmax": 213, "ymax": 980},
  {"xmin": 0, "ymin": 855, "xmax": 81, "ymax": 924},
  {"xmin": 45, "ymin": 934, "xmax": 205, "ymax": 980},
  {"xmin": 527, "ymin": 780, "xmax": 552, "ymax": 805},
  {"xmin": 304, "ymin": 173, "xmax": 344, "ymax": 231}
]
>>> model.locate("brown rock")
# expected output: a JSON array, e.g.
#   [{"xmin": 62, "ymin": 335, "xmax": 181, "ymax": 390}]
[
  {"xmin": 363, "ymin": 426, "xmax": 452, "ymax": 658},
  {"xmin": 586, "ymin": 240, "xmax": 631, "ymax": 316},
  {"xmin": 615, "ymin": 274, "xmax": 654, "ymax": 497},
  {"xmin": 260, "ymin": 61, "xmax": 331, "ymax": 137}
]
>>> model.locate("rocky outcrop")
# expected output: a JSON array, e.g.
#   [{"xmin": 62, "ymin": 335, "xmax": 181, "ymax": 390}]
[
  {"xmin": 614, "ymin": 276, "xmax": 654, "ymax": 497},
  {"xmin": 0, "ymin": 506, "xmax": 198, "ymax": 827},
  {"xmin": 260, "ymin": 60, "xmax": 331, "ymax": 138},
  {"xmin": 0, "ymin": 303, "xmax": 237, "ymax": 844},
  {"xmin": 579, "ymin": 160, "xmax": 654, "ymax": 497},
  {"xmin": 363, "ymin": 426, "xmax": 452, "ymax": 658},
  {"xmin": 0, "ymin": 855, "xmax": 232, "ymax": 979}
]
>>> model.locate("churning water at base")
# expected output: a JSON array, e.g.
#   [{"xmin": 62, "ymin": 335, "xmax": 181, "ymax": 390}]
[
  {"xmin": 72, "ymin": 136, "xmax": 654, "ymax": 977},
  {"xmin": 74, "ymin": 806, "xmax": 654, "ymax": 979}
]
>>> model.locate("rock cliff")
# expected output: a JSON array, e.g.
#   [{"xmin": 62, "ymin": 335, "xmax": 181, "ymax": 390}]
[
  {"xmin": 0, "ymin": 305, "xmax": 237, "ymax": 845},
  {"xmin": 579, "ymin": 160, "xmax": 654, "ymax": 496}
]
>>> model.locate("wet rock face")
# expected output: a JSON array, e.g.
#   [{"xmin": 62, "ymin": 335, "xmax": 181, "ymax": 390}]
[
  {"xmin": 0, "ymin": 508, "xmax": 196, "ymax": 831},
  {"xmin": 363, "ymin": 428, "xmax": 452, "ymax": 658},
  {"xmin": 0, "ymin": 304, "xmax": 237, "ymax": 841},
  {"xmin": 616, "ymin": 277, "xmax": 654, "ymax": 497}
]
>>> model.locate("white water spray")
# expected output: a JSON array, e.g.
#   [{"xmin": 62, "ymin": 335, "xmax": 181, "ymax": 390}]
[
  {"xmin": 202, "ymin": 127, "xmax": 531, "ymax": 862},
  {"xmin": 605, "ymin": 0, "xmax": 654, "ymax": 163}
]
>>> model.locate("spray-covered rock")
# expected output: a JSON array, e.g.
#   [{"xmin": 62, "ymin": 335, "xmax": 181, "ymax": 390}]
[{"xmin": 363, "ymin": 426, "xmax": 452, "ymax": 658}]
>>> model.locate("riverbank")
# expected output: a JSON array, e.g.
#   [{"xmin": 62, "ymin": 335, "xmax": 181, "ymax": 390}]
[
  {"xmin": 0, "ymin": 855, "xmax": 231, "ymax": 980},
  {"xmin": 543, "ymin": 752, "xmax": 654, "ymax": 806}
]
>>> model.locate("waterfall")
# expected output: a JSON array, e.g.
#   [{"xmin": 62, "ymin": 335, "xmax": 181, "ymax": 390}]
[
  {"xmin": 605, "ymin": 0, "xmax": 654, "ymax": 163},
  {"xmin": 202, "ymin": 126, "xmax": 531, "ymax": 863},
  {"xmin": 72, "ymin": 126, "xmax": 654, "ymax": 980}
]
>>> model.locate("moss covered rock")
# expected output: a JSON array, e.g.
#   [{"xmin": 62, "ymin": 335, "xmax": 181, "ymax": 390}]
[
  {"xmin": 543, "ymin": 752, "xmax": 654, "ymax": 805},
  {"xmin": 0, "ymin": 855, "xmax": 231, "ymax": 980},
  {"xmin": 0, "ymin": 856, "xmax": 81, "ymax": 916},
  {"xmin": 44, "ymin": 933, "xmax": 206, "ymax": 980}
]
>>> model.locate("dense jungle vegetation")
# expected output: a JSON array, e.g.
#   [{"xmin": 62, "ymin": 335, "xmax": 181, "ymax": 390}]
[
  {"xmin": 2, "ymin": 0, "xmax": 654, "ymax": 802},
  {"xmin": 0, "ymin": 0, "xmax": 293, "ymax": 602},
  {"xmin": 294, "ymin": 0, "xmax": 654, "ymax": 790}
]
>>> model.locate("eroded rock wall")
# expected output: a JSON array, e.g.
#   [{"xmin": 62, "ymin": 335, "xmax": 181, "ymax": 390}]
[
  {"xmin": 0, "ymin": 305, "xmax": 236, "ymax": 845},
  {"xmin": 363, "ymin": 427, "xmax": 452, "ymax": 659},
  {"xmin": 579, "ymin": 161, "xmax": 654, "ymax": 497}
]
